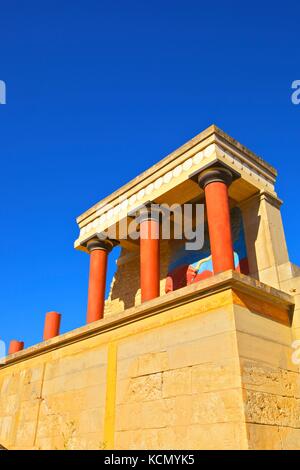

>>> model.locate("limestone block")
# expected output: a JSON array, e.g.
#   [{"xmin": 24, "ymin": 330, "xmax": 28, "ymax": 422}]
[
  {"xmin": 165, "ymin": 396, "xmax": 193, "ymax": 427},
  {"xmin": 133, "ymin": 397, "xmax": 193, "ymax": 431},
  {"xmin": 234, "ymin": 305, "xmax": 293, "ymax": 346},
  {"xmin": 116, "ymin": 373, "xmax": 162, "ymax": 404},
  {"xmin": 155, "ymin": 306, "xmax": 235, "ymax": 349},
  {"xmin": 168, "ymin": 331, "xmax": 238, "ymax": 370},
  {"xmin": 22, "ymin": 381, "xmax": 42, "ymax": 402},
  {"xmin": 136, "ymin": 351, "xmax": 169, "ymax": 377},
  {"xmin": 281, "ymin": 277, "xmax": 300, "ymax": 297},
  {"xmin": 1, "ymin": 374, "xmax": 20, "ymax": 396},
  {"xmin": 115, "ymin": 402, "xmax": 143, "ymax": 431},
  {"xmin": 244, "ymin": 390, "xmax": 300, "ymax": 427},
  {"xmin": 139, "ymin": 399, "xmax": 172, "ymax": 429},
  {"xmin": 18, "ymin": 400, "xmax": 40, "ymax": 423},
  {"xmin": 115, "ymin": 427, "xmax": 172, "ymax": 450},
  {"xmin": 279, "ymin": 427, "xmax": 300, "ymax": 450},
  {"xmin": 240, "ymin": 358, "xmax": 300, "ymax": 398},
  {"xmin": 252, "ymin": 267, "xmax": 280, "ymax": 289},
  {"xmin": 162, "ymin": 367, "xmax": 192, "ymax": 398},
  {"xmin": 15, "ymin": 420, "xmax": 36, "ymax": 448},
  {"xmin": 248, "ymin": 425, "xmax": 300, "ymax": 450},
  {"xmin": 191, "ymin": 389, "xmax": 245, "ymax": 425},
  {"xmin": 185, "ymin": 422, "xmax": 248, "ymax": 450},
  {"xmin": 44, "ymin": 348, "xmax": 107, "ymax": 380},
  {"xmin": 3, "ymin": 394, "xmax": 19, "ymax": 415},
  {"xmin": 115, "ymin": 358, "xmax": 139, "ymax": 381},
  {"xmin": 292, "ymin": 326, "xmax": 300, "ymax": 340},
  {"xmin": 191, "ymin": 359, "xmax": 241, "ymax": 394},
  {"xmin": 236, "ymin": 331, "xmax": 298, "ymax": 372},
  {"xmin": 114, "ymin": 422, "xmax": 248, "ymax": 450},
  {"xmin": 247, "ymin": 423, "xmax": 284, "ymax": 450},
  {"xmin": 278, "ymin": 262, "xmax": 300, "ymax": 284},
  {"xmin": 118, "ymin": 351, "xmax": 169, "ymax": 380},
  {"xmin": 0, "ymin": 416, "xmax": 12, "ymax": 443},
  {"xmin": 78, "ymin": 407, "xmax": 104, "ymax": 434}
]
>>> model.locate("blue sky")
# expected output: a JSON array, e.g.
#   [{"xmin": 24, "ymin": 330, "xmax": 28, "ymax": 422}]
[{"xmin": 0, "ymin": 0, "xmax": 299, "ymax": 350}]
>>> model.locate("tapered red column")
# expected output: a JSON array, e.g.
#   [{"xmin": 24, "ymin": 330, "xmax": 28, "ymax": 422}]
[
  {"xmin": 198, "ymin": 167, "xmax": 235, "ymax": 274},
  {"xmin": 140, "ymin": 210, "xmax": 160, "ymax": 302},
  {"xmin": 8, "ymin": 340, "xmax": 24, "ymax": 355},
  {"xmin": 86, "ymin": 238, "xmax": 114, "ymax": 323},
  {"xmin": 43, "ymin": 311, "xmax": 61, "ymax": 340}
]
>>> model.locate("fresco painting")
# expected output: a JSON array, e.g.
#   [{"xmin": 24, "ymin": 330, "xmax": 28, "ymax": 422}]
[{"xmin": 165, "ymin": 207, "xmax": 249, "ymax": 293}]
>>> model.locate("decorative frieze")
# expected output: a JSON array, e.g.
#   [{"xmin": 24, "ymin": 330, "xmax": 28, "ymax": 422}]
[{"xmin": 75, "ymin": 127, "xmax": 277, "ymax": 248}]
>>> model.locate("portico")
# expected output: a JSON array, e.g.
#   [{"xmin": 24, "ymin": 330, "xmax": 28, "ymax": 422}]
[{"xmin": 75, "ymin": 125, "xmax": 286, "ymax": 321}]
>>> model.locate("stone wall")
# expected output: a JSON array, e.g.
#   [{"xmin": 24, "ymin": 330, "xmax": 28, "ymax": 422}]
[{"xmin": 0, "ymin": 272, "xmax": 298, "ymax": 450}]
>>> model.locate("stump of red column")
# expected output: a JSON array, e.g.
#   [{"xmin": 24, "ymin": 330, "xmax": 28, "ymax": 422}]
[
  {"xmin": 140, "ymin": 208, "xmax": 160, "ymax": 302},
  {"xmin": 198, "ymin": 166, "xmax": 235, "ymax": 274},
  {"xmin": 8, "ymin": 340, "xmax": 24, "ymax": 355},
  {"xmin": 43, "ymin": 311, "xmax": 61, "ymax": 340}
]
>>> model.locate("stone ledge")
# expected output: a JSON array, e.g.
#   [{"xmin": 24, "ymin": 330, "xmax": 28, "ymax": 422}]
[{"xmin": 1, "ymin": 271, "xmax": 294, "ymax": 367}]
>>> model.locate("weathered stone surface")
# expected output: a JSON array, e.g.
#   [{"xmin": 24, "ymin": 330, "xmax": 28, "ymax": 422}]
[
  {"xmin": 241, "ymin": 359, "xmax": 300, "ymax": 398},
  {"xmin": 0, "ymin": 276, "xmax": 299, "ymax": 450},
  {"xmin": 162, "ymin": 367, "xmax": 192, "ymax": 398},
  {"xmin": 191, "ymin": 359, "xmax": 241, "ymax": 393},
  {"xmin": 244, "ymin": 390, "xmax": 300, "ymax": 428},
  {"xmin": 191, "ymin": 389, "xmax": 245, "ymax": 424},
  {"xmin": 118, "ymin": 373, "xmax": 163, "ymax": 404}
]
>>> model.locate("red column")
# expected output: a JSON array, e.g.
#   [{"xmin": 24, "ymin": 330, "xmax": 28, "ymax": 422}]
[
  {"xmin": 8, "ymin": 340, "xmax": 24, "ymax": 355},
  {"xmin": 43, "ymin": 311, "xmax": 61, "ymax": 340},
  {"xmin": 86, "ymin": 239, "xmax": 114, "ymax": 324},
  {"xmin": 198, "ymin": 167, "xmax": 235, "ymax": 274},
  {"xmin": 140, "ymin": 211, "xmax": 160, "ymax": 302}
]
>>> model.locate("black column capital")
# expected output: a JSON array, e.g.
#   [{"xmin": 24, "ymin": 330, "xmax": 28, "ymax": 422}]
[
  {"xmin": 198, "ymin": 166, "xmax": 233, "ymax": 190},
  {"xmin": 86, "ymin": 238, "xmax": 118, "ymax": 253}
]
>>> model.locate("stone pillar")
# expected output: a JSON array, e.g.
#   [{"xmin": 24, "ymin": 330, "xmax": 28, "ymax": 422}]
[
  {"xmin": 140, "ymin": 209, "xmax": 160, "ymax": 302},
  {"xmin": 198, "ymin": 167, "xmax": 234, "ymax": 274},
  {"xmin": 43, "ymin": 311, "xmax": 61, "ymax": 340},
  {"xmin": 8, "ymin": 340, "xmax": 24, "ymax": 355},
  {"xmin": 86, "ymin": 238, "xmax": 115, "ymax": 323},
  {"xmin": 240, "ymin": 191, "xmax": 290, "ymax": 288}
]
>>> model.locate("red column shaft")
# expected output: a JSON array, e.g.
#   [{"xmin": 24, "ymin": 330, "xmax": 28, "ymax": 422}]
[
  {"xmin": 43, "ymin": 311, "xmax": 61, "ymax": 340},
  {"xmin": 8, "ymin": 340, "xmax": 24, "ymax": 354},
  {"xmin": 140, "ymin": 218, "xmax": 160, "ymax": 302},
  {"xmin": 204, "ymin": 181, "xmax": 235, "ymax": 274},
  {"xmin": 86, "ymin": 248, "xmax": 108, "ymax": 323}
]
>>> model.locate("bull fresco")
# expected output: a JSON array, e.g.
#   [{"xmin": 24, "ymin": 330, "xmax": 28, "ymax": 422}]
[{"xmin": 165, "ymin": 207, "xmax": 249, "ymax": 293}]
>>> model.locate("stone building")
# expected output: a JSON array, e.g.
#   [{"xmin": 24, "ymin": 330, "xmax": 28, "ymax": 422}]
[{"xmin": 1, "ymin": 125, "xmax": 300, "ymax": 449}]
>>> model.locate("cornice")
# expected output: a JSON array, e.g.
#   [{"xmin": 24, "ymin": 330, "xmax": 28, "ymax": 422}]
[{"xmin": 74, "ymin": 126, "xmax": 278, "ymax": 249}]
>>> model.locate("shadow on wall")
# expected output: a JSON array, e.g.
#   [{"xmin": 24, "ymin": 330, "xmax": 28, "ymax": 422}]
[
  {"xmin": 240, "ymin": 197, "xmax": 261, "ymax": 280},
  {"xmin": 110, "ymin": 247, "xmax": 141, "ymax": 310},
  {"xmin": 109, "ymin": 240, "xmax": 170, "ymax": 310}
]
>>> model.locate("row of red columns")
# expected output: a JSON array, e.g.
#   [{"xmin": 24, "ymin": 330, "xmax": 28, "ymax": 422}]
[
  {"xmin": 8, "ymin": 166, "xmax": 235, "ymax": 353},
  {"xmin": 8, "ymin": 311, "xmax": 61, "ymax": 355},
  {"xmin": 85, "ymin": 211, "xmax": 161, "ymax": 324},
  {"xmin": 85, "ymin": 166, "xmax": 235, "ymax": 324}
]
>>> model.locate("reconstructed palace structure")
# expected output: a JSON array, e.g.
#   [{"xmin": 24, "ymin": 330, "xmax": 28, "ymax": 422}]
[{"xmin": 1, "ymin": 125, "xmax": 300, "ymax": 449}]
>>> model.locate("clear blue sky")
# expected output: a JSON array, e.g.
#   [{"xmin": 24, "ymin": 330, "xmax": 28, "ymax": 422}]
[{"xmin": 0, "ymin": 0, "xmax": 299, "ymax": 350}]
